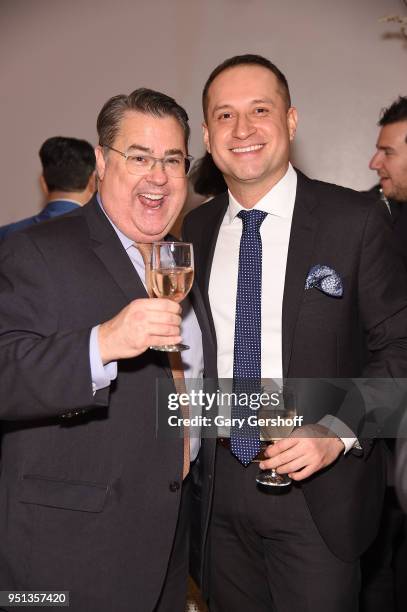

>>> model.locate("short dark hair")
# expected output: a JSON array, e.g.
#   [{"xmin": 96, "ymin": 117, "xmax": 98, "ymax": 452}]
[
  {"xmin": 202, "ymin": 54, "xmax": 291, "ymax": 120},
  {"xmin": 39, "ymin": 136, "xmax": 96, "ymax": 192},
  {"xmin": 190, "ymin": 152, "xmax": 227, "ymax": 198},
  {"xmin": 97, "ymin": 88, "xmax": 190, "ymax": 150},
  {"xmin": 379, "ymin": 96, "xmax": 407, "ymax": 134}
]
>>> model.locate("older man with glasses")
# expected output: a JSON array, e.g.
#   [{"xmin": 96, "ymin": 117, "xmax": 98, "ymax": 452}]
[{"xmin": 0, "ymin": 88, "xmax": 214, "ymax": 612}]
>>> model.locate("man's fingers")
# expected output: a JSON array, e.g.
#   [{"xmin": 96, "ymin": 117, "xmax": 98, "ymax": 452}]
[
  {"xmin": 140, "ymin": 298, "xmax": 182, "ymax": 314},
  {"xmin": 264, "ymin": 437, "xmax": 299, "ymax": 458},
  {"xmin": 131, "ymin": 300, "xmax": 182, "ymax": 330},
  {"xmin": 260, "ymin": 451, "xmax": 308, "ymax": 473},
  {"xmin": 263, "ymin": 447, "xmax": 306, "ymax": 469},
  {"xmin": 144, "ymin": 312, "xmax": 182, "ymax": 327},
  {"xmin": 145, "ymin": 322, "xmax": 181, "ymax": 337},
  {"xmin": 275, "ymin": 456, "xmax": 310, "ymax": 474},
  {"xmin": 289, "ymin": 466, "xmax": 315, "ymax": 481},
  {"xmin": 147, "ymin": 334, "xmax": 182, "ymax": 346}
]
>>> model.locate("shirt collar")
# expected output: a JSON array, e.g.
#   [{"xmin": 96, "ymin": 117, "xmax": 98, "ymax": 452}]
[
  {"xmin": 96, "ymin": 192, "xmax": 134, "ymax": 251},
  {"xmin": 227, "ymin": 163, "xmax": 297, "ymax": 223},
  {"xmin": 47, "ymin": 198, "xmax": 82, "ymax": 207}
]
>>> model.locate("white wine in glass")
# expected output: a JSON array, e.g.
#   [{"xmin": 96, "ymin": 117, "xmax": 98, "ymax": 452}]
[
  {"xmin": 150, "ymin": 241, "xmax": 194, "ymax": 352},
  {"xmin": 255, "ymin": 393, "xmax": 297, "ymax": 487},
  {"xmin": 152, "ymin": 267, "xmax": 194, "ymax": 303}
]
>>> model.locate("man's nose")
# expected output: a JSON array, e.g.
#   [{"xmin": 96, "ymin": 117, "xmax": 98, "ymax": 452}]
[
  {"xmin": 232, "ymin": 114, "xmax": 256, "ymax": 140},
  {"xmin": 369, "ymin": 151, "xmax": 382, "ymax": 171},
  {"xmin": 146, "ymin": 159, "xmax": 168, "ymax": 184}
]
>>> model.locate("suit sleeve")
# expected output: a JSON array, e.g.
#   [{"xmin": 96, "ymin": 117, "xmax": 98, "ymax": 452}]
[
  {"xmin": 396, "ymin": 412, "xmax": 407, "ymax": 512},
  {"xmin": 0, "ymin": 232, "xmax": 109, "ymax": 420},
  {"xmin": 359, "ymin": 202, "xmax": 407, "ymax": 376},
  {"xmin": 338, "ymin": 202, "xmax": 407, "ymax": 437}
]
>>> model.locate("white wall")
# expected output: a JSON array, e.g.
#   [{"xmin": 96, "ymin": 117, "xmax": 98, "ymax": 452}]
[{"xmin": 0, "ymin": 0, "xmax": 405, "ymax": 224}]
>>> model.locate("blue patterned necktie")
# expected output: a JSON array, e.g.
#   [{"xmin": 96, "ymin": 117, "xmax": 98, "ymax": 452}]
[{"xmin": 230, "ymin": 209, "xmax": 267, "ymax": 465}]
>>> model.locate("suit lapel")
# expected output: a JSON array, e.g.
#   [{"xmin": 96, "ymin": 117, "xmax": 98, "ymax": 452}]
[
  {"xmin": 197, "ymin": 194, "xmax": 229, "ymax": 349},
  {"xmin": 189, "ymin": 281, "xmax": 217, "ymax": 378},
  {"xmin": 201, "ymin": 194, "xmax": 229, "ymax": 297},
  {"xmin": 84, "ymin": 197, "xmax": 147, "ymax": 302},
  {"xmin": 83, "ymin": 197, "xmax": 173, "ymax": 376},
  {"xmin": 282, "ymin": 172, "xmax": 320, "ymax": 376}
]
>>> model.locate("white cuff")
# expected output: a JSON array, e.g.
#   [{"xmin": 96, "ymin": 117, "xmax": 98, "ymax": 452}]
[
  {"xmin": 318, "ymin": 414, "xmax": 361, "ymax": 454},
  {"xmin": 89, "ymin": 325, "xmax": 118, "ymax": 394}
]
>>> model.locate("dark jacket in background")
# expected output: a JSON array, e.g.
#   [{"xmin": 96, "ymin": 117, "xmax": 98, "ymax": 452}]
[{"xmin": 0, "ymin": 200, "xmax": 80, "ymax": 240}]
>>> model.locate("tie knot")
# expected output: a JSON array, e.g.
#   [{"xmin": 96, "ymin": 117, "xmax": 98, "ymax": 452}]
[
  {"xmin": 136, "ymin": 242, "xmax": 152, "ymax": 266},
  {"xmin": 237, "ymin": 209, "xmax": 267, "ymax": 233}
]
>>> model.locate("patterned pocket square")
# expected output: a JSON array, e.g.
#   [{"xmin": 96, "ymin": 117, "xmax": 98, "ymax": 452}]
[{"xmin": 305, "ymin": 265, "xmax": 343, "ymax": 297}]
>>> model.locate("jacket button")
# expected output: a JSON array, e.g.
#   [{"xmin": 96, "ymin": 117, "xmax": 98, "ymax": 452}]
[{"xmin": 169, "ymin": 480, "xmax": 180, "ymax": 492}]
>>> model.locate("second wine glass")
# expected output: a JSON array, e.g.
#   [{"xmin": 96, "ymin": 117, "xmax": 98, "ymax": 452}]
[
  {"xmin": 255, "ymin": 388, "xmax": 297, "ymax": 487},
  {"xmin": 150, "ymin": 241, "xmax": 194, "ymax": 352}
]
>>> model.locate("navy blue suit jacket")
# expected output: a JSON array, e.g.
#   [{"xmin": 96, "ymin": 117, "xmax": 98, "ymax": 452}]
[{"xmin": 0, "ymin": 200, "xmax": 80, "ymax": 240}]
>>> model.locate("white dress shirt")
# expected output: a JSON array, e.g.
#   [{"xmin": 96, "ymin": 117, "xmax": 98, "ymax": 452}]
[
  {"xmin": 209, "ymin": 164, "xmax": 356, "ymax": 451},
  {"xmin": 210, "ymin": 164, "xmax": 297, "ymax": 381}
]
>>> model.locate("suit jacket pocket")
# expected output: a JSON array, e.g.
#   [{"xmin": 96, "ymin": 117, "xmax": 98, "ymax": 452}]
[
  {"xmin": 302, "ymin": 287, "xmax": 344, "ymax": 306},
  {"xmin": 18, "ymin": 475, "xmax": 108, "ymax": 512}
]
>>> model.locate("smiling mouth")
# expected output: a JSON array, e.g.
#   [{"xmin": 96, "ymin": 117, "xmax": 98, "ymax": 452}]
[
  {"xmin": 139, "ymin": 193, "xmax": 166, "ymax": 209},
  {"xmin": 231, "ymin": 144, "xmax": 265, "ymax": 153}
]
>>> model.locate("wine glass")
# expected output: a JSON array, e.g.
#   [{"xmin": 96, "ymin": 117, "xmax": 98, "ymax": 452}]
[
  {"xmin": 150, "ymin": 241, "xmax": 194, "ymax": 352},
  {"xmin": 255, "ymin": 389, "xmax": 297, "ymax": 487}
]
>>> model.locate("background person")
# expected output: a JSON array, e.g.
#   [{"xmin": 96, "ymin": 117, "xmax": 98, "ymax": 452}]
[
  {"xmin": 360, "ymin": 96, "xmax": 407, "ymax": 612},
  {"xmin": 369, "ymin": 96, "xmax": 407, "ymax": 268},
  {"xmin": 189, "ymin": 152, "xmax": 227, "ymax": 201},
  {"xmin": 0, "ymin": 136, "xmax": 96, "ymax": 239}
]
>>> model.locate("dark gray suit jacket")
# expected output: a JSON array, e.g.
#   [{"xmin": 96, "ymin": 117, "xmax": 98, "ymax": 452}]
[
  {"xmin": 0, "ymin": 195, "xmax": 215, "ymax": 611},
  {"xmin": 396, "ymin": 412, "xmax": 407, "ymax": 513}
]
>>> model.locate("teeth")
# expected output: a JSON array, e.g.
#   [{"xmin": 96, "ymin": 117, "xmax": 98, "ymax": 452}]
[
  {"xmin": 232, "ymin": 144, "xmax": 264, "ymax": 153},
  {"xmin": 140, "ymin": 193, "xmax": 164, "ymax": 201}
]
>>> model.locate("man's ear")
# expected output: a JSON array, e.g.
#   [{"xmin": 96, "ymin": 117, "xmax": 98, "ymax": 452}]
[
  {"xmin": 287, "ymin": 107, "xmax": 298, "ymax": 142},
  {"xmin": 39, "ymin": 174, "xmax": 49, "ymax": 196},
  {"xmin": 203, "ymin": 122, "xmax": 211, "ymax": 153},
  {"xmin": 87, "ymin": 170, "xmax": 97, "ymax": 194},
  {"xmin": 95, "ymin": 146, "xmax": 106, "ymax": 181}
]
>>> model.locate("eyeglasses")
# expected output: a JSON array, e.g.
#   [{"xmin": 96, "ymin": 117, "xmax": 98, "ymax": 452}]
[{"xmin": 102, "ymin": 144, "xmax": 193, "ymax": 178}]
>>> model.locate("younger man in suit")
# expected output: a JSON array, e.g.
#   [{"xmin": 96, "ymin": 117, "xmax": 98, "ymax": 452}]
[{"xmin": 183, "ymin": 55, "xmax": 407, "ymax": 612}]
